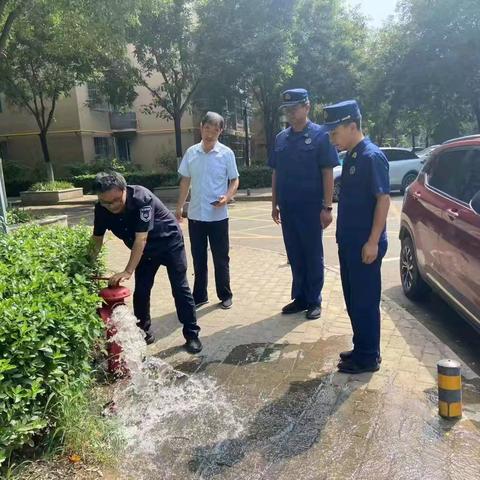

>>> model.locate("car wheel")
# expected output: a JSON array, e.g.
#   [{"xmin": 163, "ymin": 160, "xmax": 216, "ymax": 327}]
[
  {"xmin": 400, "ymin": 172, "xmax": 418, "ymax": 194},
  {"xmin": 400, "ymin": 235, "xmax": 430, "ymax": 301},
  {"xmin": 333, "ymin": 180, "xmax": 341, "ymax": 202}
]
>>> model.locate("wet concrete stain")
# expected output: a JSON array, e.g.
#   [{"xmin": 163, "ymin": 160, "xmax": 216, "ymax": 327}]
[{"xmin": 124, "ymin": 337, "xmax": 480, "ymax": 480}]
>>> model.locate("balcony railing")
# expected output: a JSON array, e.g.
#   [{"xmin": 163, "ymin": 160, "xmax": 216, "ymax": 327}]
[{"xmin": 110, "ymin": 111, "xmax": 137, "ymax": 131}]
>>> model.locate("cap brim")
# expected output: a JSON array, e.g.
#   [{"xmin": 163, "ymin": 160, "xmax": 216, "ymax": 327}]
[
  {"xmin": 278, "ymin": 100, "xmax": 308, "ymax": 110},
  {"xmin": 322, "ymin": 116, "xmax": 360, "ymax": 131},
  {"xmin": 321, "ymin": 121, "xmax": 343, "ymax": 131}
]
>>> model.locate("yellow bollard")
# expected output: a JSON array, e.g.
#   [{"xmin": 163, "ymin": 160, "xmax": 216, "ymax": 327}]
[{"xmin": 437, "ymin": 359, "xmax": 462, "ymax": 419}]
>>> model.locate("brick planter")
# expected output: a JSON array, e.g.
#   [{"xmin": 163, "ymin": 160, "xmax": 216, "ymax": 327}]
[
  {"xmin": 9, "ymin": 214, "xmax": 68, "ymax": 231},
  {"xmin": 20, "ymin": 188, "xmax": 83, "ymax": 206}
]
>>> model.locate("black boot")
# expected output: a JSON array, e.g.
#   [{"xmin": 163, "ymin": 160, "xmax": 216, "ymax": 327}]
[{"xmin": 185, "ymin": 336, "xmax": 203, "ymax": 354}]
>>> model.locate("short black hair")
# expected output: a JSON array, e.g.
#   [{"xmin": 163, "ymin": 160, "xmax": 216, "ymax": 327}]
[
  {"xmin": 201, "ymin": 111, "xmax": 224, "ymax": 130},
  {"xmin": 92, "ymin": 171, "xmax": 127, "ymax": 194},
  {"xmin": 345, "ymin": 118, "xmax": 362, "ymax": 131}
]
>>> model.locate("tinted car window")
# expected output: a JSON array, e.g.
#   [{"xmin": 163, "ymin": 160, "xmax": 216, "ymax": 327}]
[
  {"xmin": 427, "ymin": 149, "xmax": 470, "ymax": 201},
  {"xmin": 383, "ymin": 149, "xmax": 418, "ymax": 161},
  {"xmin": 382, "ymin": 150, "xmax": 399, "ymax": 161},
  {"xmin": 396, "ymin": 150, "xmax": 418, "ymax": 160},
  {"xmin": 459, "ymin": 150, "xmax": 480, "ymax": 204}
]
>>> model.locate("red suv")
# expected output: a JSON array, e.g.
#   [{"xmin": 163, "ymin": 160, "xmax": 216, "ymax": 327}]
[{"xmin": 399, "ymin": 136, "xmax": 480, "ymax": 330}]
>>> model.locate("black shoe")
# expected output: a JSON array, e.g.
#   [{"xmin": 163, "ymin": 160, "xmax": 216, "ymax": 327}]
[
  {"xmin": 220, "ymin": 298, "xmax": 233, "ymax": 310},
  {"xmin": 145, "ymin": 331, "xmax": 156, "ymax": 345},
  {"xmin": 282, "ymin": 300, "xmax": 307, "ymax": 315},
  {"xmin": 195, "ymin": 300, "xmax": 209, "ymax": 309},
  {"xmin": 339, "ymin": 350, "xmax": 382, "ymax": 364},
  {"xmin": 337, "ymin": 358, "xmax": 380, "ymax": 374},
  {"xmin": 306, "ymin": 306, "xmax": 321, "ymax": 320},
  {"xmin": 185, "ymin": 337, "xmax": 203, "ymax": 354}
]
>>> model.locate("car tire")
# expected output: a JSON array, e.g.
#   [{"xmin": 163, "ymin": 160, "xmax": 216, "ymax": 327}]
[
  {"xmin": 333, "ymin": 180, "xmax": 341, "ymax": 202},
  {"xmin": 400, "ymin": 235, "xmax": 430, "ymax": 301},
  {"xmin": 400, "ymin": 172, "xmax": 418, "ymax": 194}
]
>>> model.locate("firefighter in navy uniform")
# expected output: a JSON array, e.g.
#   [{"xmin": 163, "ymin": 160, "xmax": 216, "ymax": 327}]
[
  {"xmin": 89, "ymin": 171, "xmax": 202, "ymax": 354},
  {"xmin": 323, "ymin": 100, "xmax": 390, "ymax": 374},
  {"xmin": 269, "ymin": 89, "xmax": 339, "ymax": 319}
]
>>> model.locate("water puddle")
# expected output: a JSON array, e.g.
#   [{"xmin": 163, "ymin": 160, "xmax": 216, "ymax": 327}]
[{"xmin": 103, "ymin": 306, "xmax": 480, "ymax": 479}]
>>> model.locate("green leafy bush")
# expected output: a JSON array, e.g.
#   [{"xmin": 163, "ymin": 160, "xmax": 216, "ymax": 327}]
[
  {"xmin": 67, "ymin": 157, "xmax": 140, "ymax": 177},
  {"xmin": 71, "ymin": 171, "xmax": 180, "ymax": 193},
  {"xmin": 0, "ymin": 226, "xmax": 103, "ymax": 468},
  {"xmin": 6, "ymin": 209, "xmax": 37, "ymax": 225},
  {"xmin": 29, "ymin": 181, "xmax": 75, "ymax": 192},
  {"xmin": 5, "ymin": 181, "xmax": 34, "ymax": 197},
  {"xmin": 70, "ymin": 166, "xmax": 272, "ymax": 193},
  {"xmin": 238, "ymin": 166, "xmax": 272, "ymax": 189}
]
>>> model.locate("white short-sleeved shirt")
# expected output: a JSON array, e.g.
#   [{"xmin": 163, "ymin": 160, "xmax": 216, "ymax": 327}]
[{"xmin": 178, "ymin": 141, "xmax": 239, "ymax": 222}]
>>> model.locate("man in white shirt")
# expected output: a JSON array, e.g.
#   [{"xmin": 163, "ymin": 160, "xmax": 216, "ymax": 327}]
[{"xmin": 176, "ymin": 112, "xmax": 240, "ymax": 309}]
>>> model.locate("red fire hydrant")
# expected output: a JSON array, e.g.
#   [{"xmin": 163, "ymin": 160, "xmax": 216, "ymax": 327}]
[{"xmin": 96, "ymin": 280, "xmax": 131, "ymax": 377}]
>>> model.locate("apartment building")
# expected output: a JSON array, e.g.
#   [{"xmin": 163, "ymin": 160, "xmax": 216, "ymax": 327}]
[{"xmin": 0, "ymin": 72, "xmax": 252, "ymax": 179}]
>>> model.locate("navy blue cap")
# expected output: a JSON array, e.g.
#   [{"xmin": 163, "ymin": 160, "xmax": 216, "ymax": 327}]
[
  {"xmin": 322, "ymin": 100, "xmax": 361, "ymax": 130},
  {"xmin": 279, "ymin": 88, "xmax": 309, "ymax": 109}
]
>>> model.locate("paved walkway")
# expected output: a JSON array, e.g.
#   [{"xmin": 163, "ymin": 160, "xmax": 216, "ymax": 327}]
[{"xmin": 106, "ymin": 231, "xmax": 480, "ymax": 480}]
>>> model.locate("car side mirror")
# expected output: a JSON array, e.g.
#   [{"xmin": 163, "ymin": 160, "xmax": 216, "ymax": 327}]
[{"xmin": 471, "ymin": 191, "xmax": 480, "ymax": 215}]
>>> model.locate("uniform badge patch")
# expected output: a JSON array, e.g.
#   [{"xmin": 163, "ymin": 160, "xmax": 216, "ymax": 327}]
[
  {"xmin": 350, "ymin": 166, "xmax": 356, "ymax": 175},
  {"xmin": 305, "ymin": 138, "xmax": 312, "ymax": 145},
  {"xmin": 140, "ymin": 205, "xmax": 152, "ymax": 222},
  {"xmin": 352, "ymin": 152, "xmax": 358, "ymax": 159}
]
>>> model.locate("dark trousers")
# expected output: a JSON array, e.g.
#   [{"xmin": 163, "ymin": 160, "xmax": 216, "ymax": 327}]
[
  {"xmin": 280, "ymin": 207, "xmax": 324, "ymax": 307},
  {"xmin": 133, "ymin": 242, "xmax": 200, "ymax": 340},
  {"xmin": 338, "ymin": 241, "xmax": 387, "ymax": 364},
  {"xmin": 188, "ymin": 218, "xmax": 232, "ymax": 303}
]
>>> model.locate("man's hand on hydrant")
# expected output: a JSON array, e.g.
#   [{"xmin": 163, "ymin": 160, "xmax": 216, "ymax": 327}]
[{"xmin": 108, "ymin": 270, "xmax": 132, "ymax": 286}]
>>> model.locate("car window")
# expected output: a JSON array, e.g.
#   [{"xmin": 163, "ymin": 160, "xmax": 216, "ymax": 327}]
[
  {"xmin": 382, "ymin": 150, "xmax": 398, "ymax": 161},
  {"xmin": 427, "ymin": 149, "xmax": 471, "ymax": 201},
  {"xmin": 459, "ymin": 150, "xmax": 480, "ymax": 204},
  {"xmin": 397, "ymin": 150, "xmax": 418, "ymax": 160},
  {"xmin": 383, "ymin": 149, "xmax": 417, "ymax": 161}
]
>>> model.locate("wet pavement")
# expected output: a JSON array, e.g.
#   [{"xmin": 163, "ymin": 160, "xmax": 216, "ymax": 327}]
[
  {"xmin": 18, "ymin": 195, "xmax": 480, "ymax": 479},
  {"xmin": 105, "ymin": 236, "xmax": 480, "ymax": 480}
]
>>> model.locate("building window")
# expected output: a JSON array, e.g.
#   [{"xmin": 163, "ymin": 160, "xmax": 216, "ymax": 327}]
[
  {"xmin": 87, "ymin": 83, "xmax": 109, "ymax": 111},
  {"xmin": 94, "ymin": 137, "xmax": 113, "ymax": 159}
]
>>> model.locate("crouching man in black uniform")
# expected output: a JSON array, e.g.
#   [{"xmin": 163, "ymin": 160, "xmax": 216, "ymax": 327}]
[{"xmin": 89, "ymin": 172, "xmax": 202, "ymax": 354}]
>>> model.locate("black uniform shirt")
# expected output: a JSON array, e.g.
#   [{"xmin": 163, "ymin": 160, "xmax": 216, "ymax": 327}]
[{"xmin": 93, "ymin": 185, "xmax": 182, "ymax": 255}]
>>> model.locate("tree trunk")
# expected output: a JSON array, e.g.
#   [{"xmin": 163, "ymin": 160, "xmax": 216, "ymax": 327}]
[
  {"xmin": 39, "ymin": 131, "xmax": 54, "ymax": 182},
  {"xmin": 173, "ymin": 112, "xmax": 183, "ymax": 162},
  {"xmin": 263, "ymin": 105, "xmax": 276, "ymax": 164}
]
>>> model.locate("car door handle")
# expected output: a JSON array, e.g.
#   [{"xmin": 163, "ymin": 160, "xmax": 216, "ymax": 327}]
[{"xmin": 446, "ymin": 208, "xmax": 459, "ymax": 220}]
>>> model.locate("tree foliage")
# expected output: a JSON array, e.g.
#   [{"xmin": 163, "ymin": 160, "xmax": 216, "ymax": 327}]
[
  {"xmin": 0, "ymin": 0, "xmax": 137, "ymax": 180},
  {"xmin": 129, "ymin": 0, "xmax": 200, "ymax": 158}
]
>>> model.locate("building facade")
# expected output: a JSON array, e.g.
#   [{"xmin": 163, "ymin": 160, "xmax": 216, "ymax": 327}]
[{"xmin": 0, "ymin": 72, "xmax": 252, "ymax": 180}]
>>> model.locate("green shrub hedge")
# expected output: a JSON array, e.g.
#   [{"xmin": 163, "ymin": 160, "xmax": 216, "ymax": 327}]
[
  {"xmin": 30, "ymin": 181, "xmax": 75, "ymax": 192},
  {"xmin": 0, "ymin": 226, "xmax": 103, "ymax": 467},
  {"xmin": 71, "ymin": 171, "xmax": 180, "ymax": 193},
  {"xmin": 5, "ymin": 180, "xmax": 34, "ymax": 197},
  {"xmin": 237, "ymin": 165, "xmax": 272, "ymax": 189},
  {"xmin": 70, "ymin": 166, "xmax": 272, "ymax": 193}
]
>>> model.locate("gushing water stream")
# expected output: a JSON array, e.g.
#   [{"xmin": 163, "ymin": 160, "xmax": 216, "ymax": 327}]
[{"xmin": 108, "ymin": 305, "xmax": 246, "ymax": 479}]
